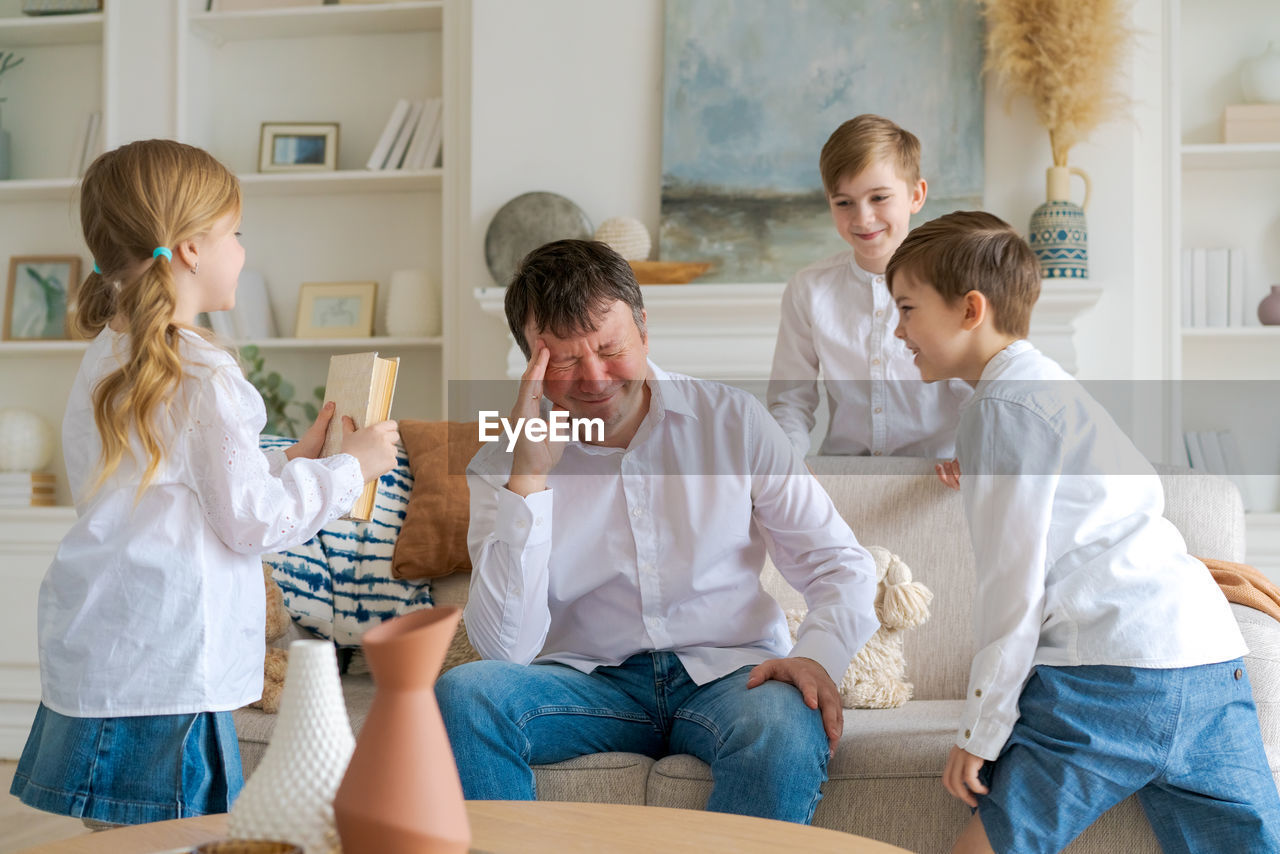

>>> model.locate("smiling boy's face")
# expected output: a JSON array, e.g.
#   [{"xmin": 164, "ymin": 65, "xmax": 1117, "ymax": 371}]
[
  {"xmin": 827, "ymin": 159, "xmax": 926, "ymax": 274},
  {"xmin": 890, "ymin": 269, "xmax": 971, "ymax": 383}
]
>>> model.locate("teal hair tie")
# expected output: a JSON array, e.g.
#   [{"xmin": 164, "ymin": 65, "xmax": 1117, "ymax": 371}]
[
  {"xmin": 92, "ymin": 263, "xmax": 101, "ymax": 274},
  {"xmin": 152, "ymin": 247, "xmax": 172, "ymax": 261}
]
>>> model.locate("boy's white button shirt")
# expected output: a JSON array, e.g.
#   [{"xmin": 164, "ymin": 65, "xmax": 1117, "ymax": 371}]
[
  {"xmin": 768, "ymin": 250, "xmax": 971, "ymax": 458},
  {"xmin": 956, "ymin": 340, "xmax": 1246, "ymax": 760},
  {"xmin": 464, "ymin": 363, "xmax": 880, "ymax": 686},
  {"xmin": 39, "ymin": 329, "xmax": 364, "ymax": 717}
]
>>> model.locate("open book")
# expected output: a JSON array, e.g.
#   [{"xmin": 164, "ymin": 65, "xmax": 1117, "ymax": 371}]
[{"xmin": 320, "ymin": 352, "xmax": 400, "ymax": 521}]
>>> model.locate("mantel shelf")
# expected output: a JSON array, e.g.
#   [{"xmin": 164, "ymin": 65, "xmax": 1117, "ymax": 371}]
[
  {"xmin": 1181, "ymin": 143, "xmax": 1280, "ymax": 170},
  {"xmin": 476, "ymin": 281, "xmax": 1104, "ymax": 379},
  {"xmin": 0, "ymin": 12, "xmax": 102, "ymax": 47},
  {"xmin": 190, "ymin": 1, "xmax": 442, "ymax": 42},
  {"xmin": 237, "ymin": 169, "xmax": 442, "ymax": 196}
]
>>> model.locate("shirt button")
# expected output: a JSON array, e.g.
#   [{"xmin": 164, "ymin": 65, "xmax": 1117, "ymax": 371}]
[
  {"xmin": 875, "ymin": 310, "xmax": 883, "ymax": 317},
  {"xmin": 873, "ymin": 451, "xmax": 882, "ymax": 456},
  {"xmin": 871, "ymin": 359, "xmax": 880, "ymax": 366},
  {"xmin": 534, "ymin": 517, "xmax": 544, "ymax": 526},
  {"xmin": 874, "ymin": 276, "xmax": 884, "ymax": 284},
  {"xmin": 874, "ymin": 407, "xmax": 882, "ymax": 414},
  {"xmin": 632, "ymin": 507, "xmax": 644, "ymax": 517},
  {"xmin": 514, "ymin": 519, "xmax": 527, "ymax": 529},
  {"xmin": 1235, "ymin": 668, "xmax": 1244, "ymax": 680},
  {"xmin": 964, "ymin": 729, "xmax": 971, "ymax": 739},
  {"xmin": 974, "ymin": 689, "xmax": 982, "ymax": 697}
]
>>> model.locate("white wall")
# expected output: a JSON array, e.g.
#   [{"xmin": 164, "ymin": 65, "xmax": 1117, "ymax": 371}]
[{"xmin": 460, "ymin": 0, "xmax": 1168, "ymax": 405}]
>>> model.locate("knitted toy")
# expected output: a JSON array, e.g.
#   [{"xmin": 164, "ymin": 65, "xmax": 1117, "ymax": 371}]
[
  {"xmin": 783, "ymin": 546, "xmax": 933, "ymax": 709},
  {"xmin": 248, "ymin": 563, "xmax": 291, "ymax": 714}
]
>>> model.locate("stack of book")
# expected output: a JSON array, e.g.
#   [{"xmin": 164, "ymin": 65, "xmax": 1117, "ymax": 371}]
[
  {"xmin": 1181, "ymin": 247, "xmax": 1247, "ymax": 328},
  {"xmin": 0, "ymin": 471, "xmax": 56, "ymax": 508},
  {"xmin": 1184, "ymin": 429, "xmax": 1251, "ymax": 511},
  {"xmin": 366, "ymin": 97, "xmax": 444, "ymax": 172}
]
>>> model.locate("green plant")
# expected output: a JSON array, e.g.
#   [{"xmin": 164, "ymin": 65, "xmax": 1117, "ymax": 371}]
[
  {"xmin": 0, "ymin": 51, "xmax": 23, "ymax": 108},
  {"xmin": 241, "ymin": 344, "xmax": 325, "ymax": 438}
]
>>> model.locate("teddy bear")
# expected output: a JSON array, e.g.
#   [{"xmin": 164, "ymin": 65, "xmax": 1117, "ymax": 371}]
[
  {"xmin": 783, "ymin": 545, "xmax": 933, "ymax": 709},
  {"xmin": 248, "ymin": 562, "xmax": 291, "ymax": 714}
]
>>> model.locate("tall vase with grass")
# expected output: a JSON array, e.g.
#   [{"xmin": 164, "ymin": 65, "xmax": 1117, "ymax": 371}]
[
  {"xmin": 981, "ymin": 0, "xmax": 1131, "ymax": 279},
  {"xmin": 0, "ymin": 52, "xmax": 25, "ymax": 182}
]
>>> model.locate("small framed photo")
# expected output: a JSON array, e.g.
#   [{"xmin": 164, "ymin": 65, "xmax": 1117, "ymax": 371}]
[
  {"xmin": 295, "ymin": 281, "xmax": 377, "ymax": 338},
  {"xmin": 258, "ymin": 122, "xmax": 339, "ymax": 173},
  {"xmin": 4, "ymin": 255, "xmax": 81, "ymax": 341}
]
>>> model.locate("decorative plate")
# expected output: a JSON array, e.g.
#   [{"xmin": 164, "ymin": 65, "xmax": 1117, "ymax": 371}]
[{"xmin": 484, "ymin": 191, "xmax": 593, "ymax": 286}]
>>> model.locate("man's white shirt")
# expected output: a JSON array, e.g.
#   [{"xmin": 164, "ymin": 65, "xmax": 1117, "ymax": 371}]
[{"xmin": 464, "ymin": 361, "xmax": 880, "ymax": 686}]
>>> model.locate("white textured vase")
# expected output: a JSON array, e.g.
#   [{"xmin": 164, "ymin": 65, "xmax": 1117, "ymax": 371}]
[
  {"xmin": 0, "ymin": 408, "xmax": 55, "ymax": 472},
  {"xmin": 384, "ymin": 268, "xmax": 440, "ymax": 338},
  {"xmin": 228, "ymin": 640, "xmax": 354, "ymax": 854}
]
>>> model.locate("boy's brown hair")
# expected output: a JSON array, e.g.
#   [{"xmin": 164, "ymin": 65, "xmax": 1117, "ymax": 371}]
[
  {"xmin": 819, "ymin": 114, "xmax": 921, "ymax": 195},
  {"xmin": 886, "ymin": 211, "xmax": 1040, "ymax": 338}
]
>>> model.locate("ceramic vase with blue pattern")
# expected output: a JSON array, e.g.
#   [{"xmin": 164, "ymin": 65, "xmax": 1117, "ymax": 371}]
[{"xmin": 1028, "ymin": 166, "xmax": 1091, "ymax": 279}]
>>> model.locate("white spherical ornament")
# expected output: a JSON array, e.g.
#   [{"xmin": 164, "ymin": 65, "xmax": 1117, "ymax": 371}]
[
  {"xmin": 594, "ymin": 216, "xmax": 652, "ymax": 261},
  {"xmin": 0, "ymin": 409, "xmax": 55, "ymax": 472}
]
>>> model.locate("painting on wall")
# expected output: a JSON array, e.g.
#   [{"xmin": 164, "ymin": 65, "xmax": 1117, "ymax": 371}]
[{"xmin": 660, "ymin": 0, "xmax": 985, "ymax": 283}]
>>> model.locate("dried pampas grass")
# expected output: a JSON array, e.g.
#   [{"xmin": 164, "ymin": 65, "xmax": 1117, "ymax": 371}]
[{"xmin": 981, "ymin": 0, "xmax": 1132, "ymax": 166}]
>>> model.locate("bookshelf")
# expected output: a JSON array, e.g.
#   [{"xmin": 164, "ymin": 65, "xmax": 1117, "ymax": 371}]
[{"xmin": 1168, "ymin": 0, "xmax": 1280, "ymax": 516}]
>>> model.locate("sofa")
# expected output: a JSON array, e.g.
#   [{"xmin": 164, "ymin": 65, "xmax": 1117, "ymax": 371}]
[{"xmin": 234, "ymin": 454, "xmax": 1280, "ymax": 853}]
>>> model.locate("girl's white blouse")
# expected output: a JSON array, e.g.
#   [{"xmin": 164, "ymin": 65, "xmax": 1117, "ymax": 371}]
[{"xmin": 38, "ymin": 328, "xmax": 363, "ymax": 718}]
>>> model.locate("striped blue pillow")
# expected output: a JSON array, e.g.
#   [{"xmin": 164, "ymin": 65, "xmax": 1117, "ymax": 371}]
[{"xmin": 259, "ymin": 436, "xmax": 433, "ymax": 646}]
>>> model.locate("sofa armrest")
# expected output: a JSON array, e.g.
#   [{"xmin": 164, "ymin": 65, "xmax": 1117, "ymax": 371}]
[{"xmin": 1234, "ymin": 602, "xmax": 1280, "ymax": 778}]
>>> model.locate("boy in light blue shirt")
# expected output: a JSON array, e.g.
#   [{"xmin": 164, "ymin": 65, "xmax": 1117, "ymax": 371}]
[{"xmin": 886, "ymin": 210, "xmax": 1280, "ymax": 853}]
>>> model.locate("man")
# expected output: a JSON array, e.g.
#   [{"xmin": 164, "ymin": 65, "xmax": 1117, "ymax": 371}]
[{"xmin": 437, "ymin": 239, "xmax": 879, "ymax": 824}]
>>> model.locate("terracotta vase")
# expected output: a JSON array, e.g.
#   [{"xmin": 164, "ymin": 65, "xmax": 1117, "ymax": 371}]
[{"xmin": 333, "ymin": 606, "xmax": 470, "ymax": 854}]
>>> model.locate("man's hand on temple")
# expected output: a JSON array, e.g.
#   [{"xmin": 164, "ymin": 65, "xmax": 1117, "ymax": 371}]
[{"xmin": 506, "ymin": 340, "xmax": 567, "ymax": 497}]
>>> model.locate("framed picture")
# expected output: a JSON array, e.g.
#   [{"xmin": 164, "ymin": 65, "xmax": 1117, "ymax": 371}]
[
  {"xmin": 258, "ymin": 122, "xmax": 339, "ymax": 173},
  {"xmin": 4, "ymin": 255, "xmax": 81, "ymax": 341},
  {"xmin": 295, "ymin": 281, "xmax": 377, "ymax": 338}
]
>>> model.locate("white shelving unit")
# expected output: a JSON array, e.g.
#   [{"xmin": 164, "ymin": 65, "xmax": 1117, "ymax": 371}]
[
  {"xmin": 1167, "ymin": 0, "xmax": 1280, "ymax": 562},
  {"xmin": 175, "ymin": 0, "xmax": 450, "ymax": 431}
]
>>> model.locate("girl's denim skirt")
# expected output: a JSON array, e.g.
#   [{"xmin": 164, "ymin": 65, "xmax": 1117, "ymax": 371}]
[{"xmin": 9, "ymin": 702, "xmax": 244, "ymax": 825}]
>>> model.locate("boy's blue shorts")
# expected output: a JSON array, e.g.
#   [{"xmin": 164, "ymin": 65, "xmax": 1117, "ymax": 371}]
[
  {"xmin": 978, "ymin": 658, "xmax": 1280, "ymax": 854},
  {"xmin": 9, "ymin": 702, "xmax": 243, "ymax": 825}
]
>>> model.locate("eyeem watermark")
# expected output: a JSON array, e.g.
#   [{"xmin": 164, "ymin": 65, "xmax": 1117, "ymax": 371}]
[{"xmin": 478, "ymin": 410, "xmax": 605, "ymax": 451}]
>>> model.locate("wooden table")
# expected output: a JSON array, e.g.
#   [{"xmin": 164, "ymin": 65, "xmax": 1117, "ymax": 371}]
[{"xmin": 18, "ymin": 801, "xmax": 914, "ymax": 853}]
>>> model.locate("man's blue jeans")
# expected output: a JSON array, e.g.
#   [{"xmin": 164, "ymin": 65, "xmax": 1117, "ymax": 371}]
[{"xmin": 436, "ymin": 651, "xmax": 830, "ymax": 824}]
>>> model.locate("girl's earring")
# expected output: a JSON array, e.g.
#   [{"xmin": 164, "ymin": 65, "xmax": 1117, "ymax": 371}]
[{"xmin": 191, "ymin": 261, "xmax": 199, "ymax": 274}]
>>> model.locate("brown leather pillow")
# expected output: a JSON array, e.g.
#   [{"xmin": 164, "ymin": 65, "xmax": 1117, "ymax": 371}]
[{"xmin": 392, "ymin": 420, "xmax": 484, "ymax": 580}]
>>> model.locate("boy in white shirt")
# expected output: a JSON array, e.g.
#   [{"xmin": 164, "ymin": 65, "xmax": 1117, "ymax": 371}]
[
  {"xmin": 768, "ymin": 114, "xmax": 970, "ymax": 459},
  {"xmin": 887, "ymin": 210, "xmax": 1280, "ymax": 853}
]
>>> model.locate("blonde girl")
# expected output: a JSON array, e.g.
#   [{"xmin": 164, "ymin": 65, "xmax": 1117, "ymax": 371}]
[{"xmin": 9, "ymin": 139, "xmax": 399, "ymax": 826}]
